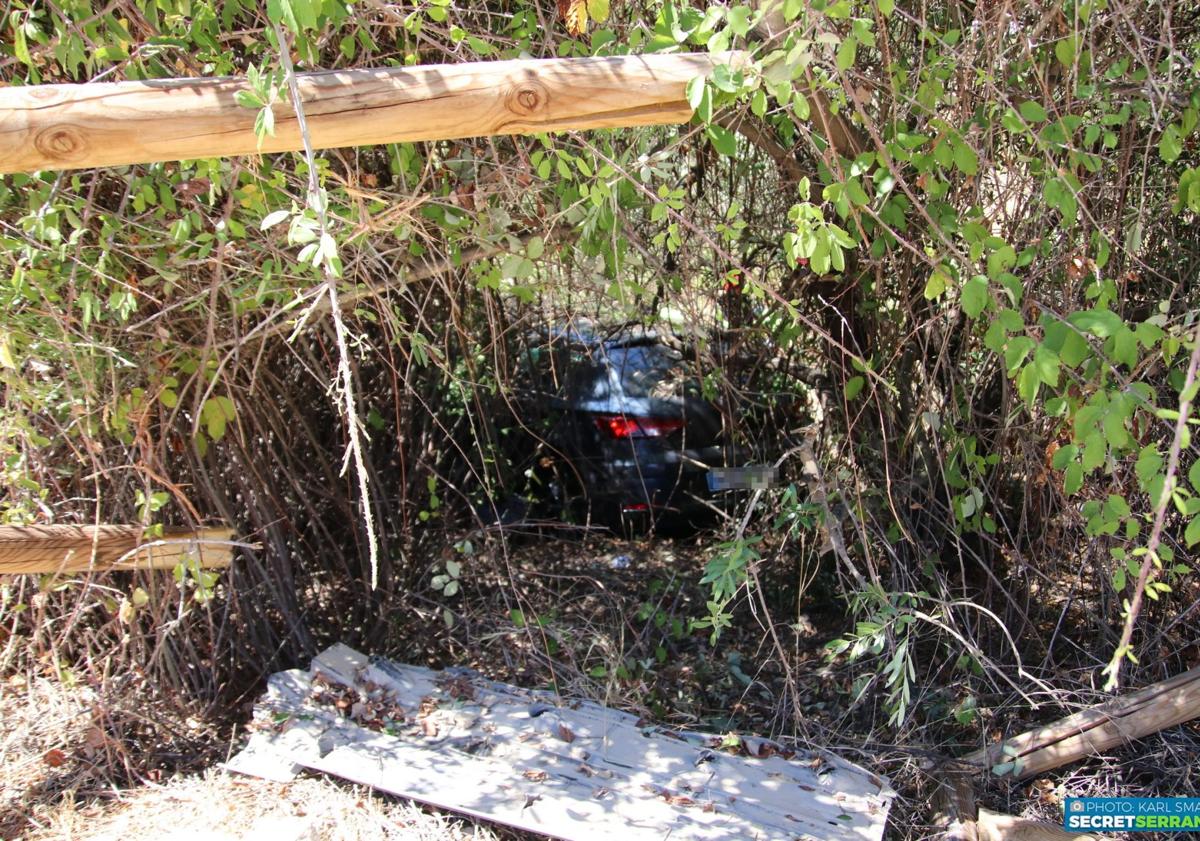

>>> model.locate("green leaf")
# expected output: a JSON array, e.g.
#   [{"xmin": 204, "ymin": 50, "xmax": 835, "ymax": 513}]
[
  {"xmin": 1160, "ymin": 125, "xmax": 1182, "ymax": 163},
  {"xmin": 986, "ymin": 244, "xmax": 1016, "ymax": 278},
  {"xmin": 836, "ymin": 35, "xmax": 858, "ymax": 71},
  {"xmin": 1137, "ymin": 446, "xmax": 1164, "ymax": 486},
  {"xmin": 587, "ymin": 0, "xmax": 610, "ymax": 23},
  {"xmin": 846, "ymin": 178, "xmax": 870, "ymax": 206},
  {"xmin": 952, "ymin": 141, "xmax": 979, "ymax": 175},
  {"xmin": 254, "ymin": 107, "xmax": 275, "ymax": 139},
  {"xmin": 924, "ymin": 266, "xmax": 950, "ymax": 299},
  {"xmin": 751, "ymin": 88, "xmax": 767, "ymax": 117},
  {"xmin": 1017, "ymin": 362, "xmax": 1040, "ymax": 404},
  {"xmin": 1187, "ymin": 516, "xmax": 1200, "ymax": 547},
  {"xmin": 844, "ymin": 376, "xmax": 865, "ymax": 400},
  {"xmin": 1003, "ymin": 336, "xmax": 1035, "ymax": 373},
  {"xmin": 693, "ymin": 82, "xmax": 713, "ymax": 122},
  {"xmin": 1064, "ymin": 462, "xmax": 1084, "ymax": 495},
  {"xmin": 293, "ymin": 0, "xmax": 319, "ymax": 30},
  {"xmin": 1082, "ymin": 430, "xmax": 1106, "ymax": 471},
  {"xmin": 961, "ymin": 275, "xmax": 989, "ymax": 318},
  {"xmin": 1055, "ymin": 36, "xmax": 1076, "ymax": 68},
  {"xmin": 1019, "ymin": 100, "xmax": 1048, "ymax": 122},
  {"xmin": 267, "ymin": 0, "xmax": 301, "ymax": 34},
  {"xmin": 234, "ymin": 90, "xmax": 264, "ymax": 109},
  {"xmin": 707, "ymin": 124, "xmax": 737, "ymax": 157},
  {"xmin": 13, "ymin": 20, "xmax": 31, "ymax": 66},
  {"xmin": 711, "ymin": 64, "xmax": 740, "ymax": 93},
  {"xmin": 1051, "ymin": 445, "xmax": 1078, "ymax": 470},
  {"xmin": 726, "ymin": 5, "xmax": 751, "ymax": 36},
  {"xmin": 1070, "ymin": 308, "xmax": 1124, "ymax": 338},
  {"xmin": 1033, "ymin": 344, "xmax": 1060, "ymax": 387},
  {"xmin": 810, "ymin": 237, "xmax": 831, "ymax": 275}
]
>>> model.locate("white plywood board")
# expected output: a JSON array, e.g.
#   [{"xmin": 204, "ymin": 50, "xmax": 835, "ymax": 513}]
[{"xmin": 228, "ymin": 644, "xmax": 895, "ymax": 841}]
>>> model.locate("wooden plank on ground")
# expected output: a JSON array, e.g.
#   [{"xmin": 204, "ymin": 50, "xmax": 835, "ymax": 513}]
[
  {"xmin": 227, "ymin": 644, "xmax": 896, "ymax": 841},
  {"xmin": 0, "ymin": 53, "xmax": 745, "ymax": 174},
  {"xmin": 960, "ymin": 665, "xmax": 1200, "ymax": 779},
  {"xmin": 0, "ymin": 525, "xmax": 234, "ymax": 574}
]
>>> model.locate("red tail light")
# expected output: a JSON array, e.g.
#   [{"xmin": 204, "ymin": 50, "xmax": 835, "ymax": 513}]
[{"xmin": 594, "ymin": 415, "xmax": 684, "ymax": 439}]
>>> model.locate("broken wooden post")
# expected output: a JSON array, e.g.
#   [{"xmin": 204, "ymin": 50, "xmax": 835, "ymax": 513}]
[
  {"xmin": 961, "ymin": 664, "xmax": 1200, "ymax": 779},
  {"xmin": 0, "ymin": 525, "xmax": 234, "ymax": 574},
  {"xmin": 925, "ymin": 665, "xmax": 1200, "ymax": 841},
  {"xmin": 930, "ymin": 764, "xmax": 979, "ymax": 841},
  {"xmin": 0, "ymin": 52, "xmax": 745, "ymax": 174},
  {"xmin": 928, "ymin": 765, "xmax": 1096, "ymax": 841}
]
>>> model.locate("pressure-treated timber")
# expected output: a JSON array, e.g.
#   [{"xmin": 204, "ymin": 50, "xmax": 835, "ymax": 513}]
[
  {"xmin": 0, "ymin": 53, "xmax": 745, "ymax": 174},
  {"xmin": 0, "ymin": 525, "xmax": 234, "ymax": 574},
  {"xmin": 961, "ymin": 664, "xmax": 1200, "ymax": 779}
]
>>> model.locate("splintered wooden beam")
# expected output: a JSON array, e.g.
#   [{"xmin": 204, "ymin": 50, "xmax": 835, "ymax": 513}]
[
  {"xmin": 0, "ymin": 525, "xmax": 234, "ymax": 574},
  {"xmin": 928, "ymin": 766, "xmax": 1095, "ymax": 841},
  {"xmin": 0, "ymin": 52, "xmax": 745, "ymax": 174},
  {"xmin": 961, "ymin": 664, "xmax": 1200, "ymax": 779}
]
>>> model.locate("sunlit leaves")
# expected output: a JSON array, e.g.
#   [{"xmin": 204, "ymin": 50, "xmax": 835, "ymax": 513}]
[
  {"xmin": 707, "ymin": 124, "xmax": 738, "ymax": 157},
  {"xmin": 924, "ymin": 265, "xmax": 950, "ymax": 299},
  {"xmin": 586, "ymin": 0, "xmax": 609, "ymax": 24},
  {"xmin": 784, "ymin": 185, "xmax": 856, "ymax": 275},
  {"xmin": 200, "ymin": 396, "xmax": 236, "ymax": 441},
  {"xmin": 557, "ymin": 0, "xmax": 587, "ymax": 36}
]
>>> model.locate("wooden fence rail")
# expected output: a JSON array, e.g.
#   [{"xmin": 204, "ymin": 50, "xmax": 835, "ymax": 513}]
[
  {"xmin": 0, "ymin": 52, "xmax": 744, "ymax": 174},
  {"xmin": 0, "ymin": 525, "xmax": 234, "ymax": 574},
  {"xmin": 960, "ymin": 664, "xmax": 1200, "ymax": 779}
]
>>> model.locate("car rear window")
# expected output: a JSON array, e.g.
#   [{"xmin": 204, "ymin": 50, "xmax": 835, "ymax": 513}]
[{"xmin": 602, "ymin": 345, "xmax": 683, "ymax": 399}]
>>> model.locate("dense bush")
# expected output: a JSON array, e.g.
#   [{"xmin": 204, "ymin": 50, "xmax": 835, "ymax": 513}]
[{"xmin": 1, "ymin": 0, "xmax": 1199, "ymax": 813}]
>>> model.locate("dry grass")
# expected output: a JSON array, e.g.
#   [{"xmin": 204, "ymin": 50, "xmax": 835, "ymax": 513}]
[
  {"xmin": 1, "ymin": 673, "xmax": 98, "ymax": 839},
  {"xmin": 24, "ymin": 772, "xmax": 508, "ymax": 841},
  {"xmin": 0, "ymin": 672, "xmax": 518, "ymax": 841}
]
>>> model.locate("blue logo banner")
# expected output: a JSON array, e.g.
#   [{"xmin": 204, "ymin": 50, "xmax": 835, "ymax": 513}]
[{"xmin": 1065, "ymin": 798, "xmax": 1200, "ymax": 832}]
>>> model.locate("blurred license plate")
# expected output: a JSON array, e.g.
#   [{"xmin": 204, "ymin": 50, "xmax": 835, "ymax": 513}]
[{"xmin": 707, "ymin": 465, "xmax": 779, "ymax": 491}]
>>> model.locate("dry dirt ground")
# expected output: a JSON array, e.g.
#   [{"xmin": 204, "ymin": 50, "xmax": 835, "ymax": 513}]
[
  {"xmin": 0, "ymin": 533, "xmax": 832, "ymax": 841},
  {"xmin": 3, "ymin": 533, "xmax": 1195, "ymax": 840},
  {"xmin": 0, "ymin": 673, "xmax": 517, "ymax": 841}
]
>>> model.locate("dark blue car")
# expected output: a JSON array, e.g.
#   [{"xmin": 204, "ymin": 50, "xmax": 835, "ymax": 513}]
[{"xmin": 515, "ymin": 326, "xmax": 737, "ymax": 531}]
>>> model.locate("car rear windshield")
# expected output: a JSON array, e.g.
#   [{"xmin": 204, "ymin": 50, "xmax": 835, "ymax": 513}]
[{"xmin": 601, "ymin": 345, "xmax": 683, "ymax": 399}]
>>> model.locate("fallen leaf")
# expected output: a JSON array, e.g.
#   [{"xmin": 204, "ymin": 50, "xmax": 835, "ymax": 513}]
[
  {"xmin": 43, "ymin": 748, "xmax": 67, "ymax": 767},
  {"xmin": 522, "ymin": 769, "xmax": 548, "ymax": 782},
  {"xmin": 556, "ymin": 723, "xmax": 576, "ymax": 743},
  {"xmin": 557, "ymin": 0, "xmax": 587, "ymax": 35}
]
